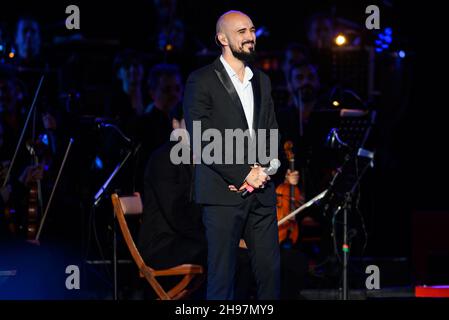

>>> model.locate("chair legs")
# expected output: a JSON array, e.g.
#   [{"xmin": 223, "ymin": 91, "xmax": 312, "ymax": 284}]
[{"xmin": 168, "ymin": 274, "xmax": 206, "ymax": 300}]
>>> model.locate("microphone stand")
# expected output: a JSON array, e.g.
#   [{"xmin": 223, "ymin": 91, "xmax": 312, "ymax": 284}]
[
  {"xmin": 323, "ymin": 148, "xmax": 373, "ymax": 300},
  {"xmin": 340, "ymin": 157, "xmax": 372, "ymax": 300},
  {"xmin": 92, "ymin": 128, "xmax": 140, "ymax": 300}
]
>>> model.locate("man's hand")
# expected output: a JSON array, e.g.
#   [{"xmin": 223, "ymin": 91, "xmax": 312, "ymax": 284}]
[
  {"xmin": 19, "ymin": 165, "xmax": 44, "ymax": 187},
  {"xmin": 245, "ymin": 165, "xmax": 270, "ymax": 189},
  {"xmin": 228, "ymin": 184, "xmax": 245, "ymax": 192}
]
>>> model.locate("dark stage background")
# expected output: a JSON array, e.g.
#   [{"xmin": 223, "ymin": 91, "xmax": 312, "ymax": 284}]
[{"xmin": 0, "ymin": 0, "xmax": 447, "ymax": 299}]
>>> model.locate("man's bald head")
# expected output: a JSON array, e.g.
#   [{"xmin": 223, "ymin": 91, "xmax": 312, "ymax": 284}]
[
  {"xmin": 215, "ymin": 10, "xmax": 256, "ymax": 63},
  {"xmin": 216, "ymin": 10, "xmax": 251, "ymax": 34}
]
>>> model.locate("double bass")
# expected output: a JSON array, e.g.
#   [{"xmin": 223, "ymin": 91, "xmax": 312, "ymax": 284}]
[{"xmin": 276, "ymin": 141, "xmax": 301, "ymax": 246}]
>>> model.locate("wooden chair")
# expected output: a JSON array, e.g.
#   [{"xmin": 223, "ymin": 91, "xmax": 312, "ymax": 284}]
[{"xmin": 111, "ymin": 192, "xmax": 204, "ymax": 300}]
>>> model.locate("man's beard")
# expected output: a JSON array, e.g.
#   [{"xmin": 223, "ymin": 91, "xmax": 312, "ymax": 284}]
[{"xmin": 230, "ymin": 42, "xmax": 257, "ymax": 64}]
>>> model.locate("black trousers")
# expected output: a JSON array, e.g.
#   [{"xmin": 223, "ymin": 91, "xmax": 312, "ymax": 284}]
[{"xmin": 202, "ymin": 195, "xmax": 281, "ymax": 300}]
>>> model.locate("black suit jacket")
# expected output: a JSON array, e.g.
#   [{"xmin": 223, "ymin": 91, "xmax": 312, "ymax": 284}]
[{"xmin": 183, "ymin": 58, "xmax": 279, "ymax": 206}]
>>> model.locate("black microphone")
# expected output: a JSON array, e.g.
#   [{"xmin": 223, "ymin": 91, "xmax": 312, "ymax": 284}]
[
  {"xmin": 241, "ymin": 159, "xmax": 281, "ymax": 198},
  {"xmin": 326, "ymin": 128, "xmax": 350, "ymax": 150},
  {"xmin": 97, "ymin": 121, "xmax": 142, "ymax": 156},
  {"xmin": 97, "ymin": 122, "xmax": 133, "ymax": 145}
]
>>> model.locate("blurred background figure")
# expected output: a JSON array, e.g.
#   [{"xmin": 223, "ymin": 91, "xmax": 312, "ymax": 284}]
[
  {"xmin": 138, "ymin": 104, "xmax": 206, "ymax": 272},
  {"xmin": 306, "ymin": 13, "xmax": 334, "ymax": 50},
  {"xmin": 14, "ymin": 17, "xmax": 42, "ymax": 66},
  {"xmin": 109, "ymin": 49, "xmax": 146, "ymax": 122},
  {"xmin": 282, "ymin": 43, "xmax": 309, "ymax": 90}
]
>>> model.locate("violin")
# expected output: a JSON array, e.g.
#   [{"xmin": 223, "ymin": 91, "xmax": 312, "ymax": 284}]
[
  {"xmin": 276, "ymin": 141, "xmax": 301, "ymax": 247},
  {"xmin": 26, "ymin": 178, "xmax": 39, "ymax": 239},
  {"xmin": 25, "ymin": 134, "xmax": 50, "ymax": 241},
  {"xmin": 1, "ymin": 161, "xmax": 18, "ymax": 235}
]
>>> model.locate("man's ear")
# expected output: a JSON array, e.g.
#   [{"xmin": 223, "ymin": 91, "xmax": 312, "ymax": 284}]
[{"xmin": 217, "ymin": 33, "xmax": 228, "ymax": 46}]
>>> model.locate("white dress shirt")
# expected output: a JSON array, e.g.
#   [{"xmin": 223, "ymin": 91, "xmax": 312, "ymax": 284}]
[{"xmin": 220, "ymin": 55, "xmax": 254, "ymax": 137}]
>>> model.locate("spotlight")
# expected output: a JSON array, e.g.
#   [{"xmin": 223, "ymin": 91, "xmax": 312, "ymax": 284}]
[
  {"xmin": 398, "ymin": 50, "xmax": 406, "ymax": 58},
  {"xmin": 374, "ymin": 27, "xmax": 393, "ymax": 53},
  {"xmin": 332, "ymin": 100, "xmax": 340, "ymax": 107},
  {"xmin": 94, "ymin": 156, "xmax": 103, "ymax": 170},
  {"xmin": 335, "ymin": 34, "xmax": 347, "ymax": 46}
]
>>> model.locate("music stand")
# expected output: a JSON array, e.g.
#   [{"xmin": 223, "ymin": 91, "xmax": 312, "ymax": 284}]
[
  {"xmin": 311, "ymin": 108, "xmax": 376, "ymax": 300},
  {"xmin": 91, "ymin": 123, "xmax": 140, "ymax": 301}
]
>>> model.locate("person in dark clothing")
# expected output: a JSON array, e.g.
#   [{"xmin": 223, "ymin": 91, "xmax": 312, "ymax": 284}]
[
  {"xmin": 183, "ymin": 11, "xmax": 280, "ymax": 300},
  {"xmin": 138, "ymin": 105, "xmax": 206, "ymax": 270},
  {"xmin": 276, "ymin": 61, "xmax": 339, "ymax": 278},
  {"xmin": 104, "ymin": 55, "xmax": 181, "ymax": 194},
  {"xmin": 276, "ymin": 60, "xmax": 331, "ymax": 197},
  {"xmin": 140, "ymin": 63, "xmax": 183, "ymax": 160}
]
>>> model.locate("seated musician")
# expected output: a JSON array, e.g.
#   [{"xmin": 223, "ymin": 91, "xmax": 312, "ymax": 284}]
[{"xmin": 138, "ymin": 104, "xmax": 207, "ymax": 271}]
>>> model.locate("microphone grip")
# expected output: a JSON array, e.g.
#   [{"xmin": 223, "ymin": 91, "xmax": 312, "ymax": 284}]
[{"xmin": 241, "ymin": 184, "xmax": 254, "ymax": 198}]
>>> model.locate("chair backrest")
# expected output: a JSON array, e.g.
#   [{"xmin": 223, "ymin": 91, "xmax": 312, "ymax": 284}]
[
  {"xmin": 118, "ymin": 194, "xmax": 143, "ymax": 215},
  {"xmin": 111, "ymin": 192, "xmax": 146, "ymax": 270},
  {"xmin": 112, "ymin": 192, "xmax": 172, "ymax": 299},
  {"xmin": 111, "ymin": 192, "xmax": 204, "ymax": 300}
]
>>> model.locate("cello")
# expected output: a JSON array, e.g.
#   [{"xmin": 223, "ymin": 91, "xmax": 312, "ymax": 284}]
[{"xmin": 276, "ymin": 141, "xmax": 301, "ymax": 247}]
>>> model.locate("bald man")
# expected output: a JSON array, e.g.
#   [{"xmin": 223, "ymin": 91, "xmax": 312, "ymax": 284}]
[{"xmin": 183, "ymin": 11, "xmax": 280, "ymax": 300}]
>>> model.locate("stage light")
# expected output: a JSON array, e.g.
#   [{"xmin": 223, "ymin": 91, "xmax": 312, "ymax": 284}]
[
  {"xmin": 335, "ymin": 34, "xmax": 347, "ymax": 46},
  {"xmin": 332, "ymin": 100, "xmax": 340, "ymax": 107},
  {"xmin": 398, "ymin": 50, "xmax": 406, "ymax": 58},
  {"xmin": 94, "ymin": 156, "xmax": 103, "ymax": 170},
  {"xmin": 255, "ymin": 26, "xmax": 269, "ymax": 37},
  {"xmin": 8, "ymin": 52, "xmax": 14, "ymax": 58},
  {"xmin": 165, "ymin": 44, "xmax": 173, "ymax": 51},
  {"xmin": 375, "ymin": 27, "xmax": 393, "ymax": 54},
  {"xmin": 41, "ymin": 134, "xmax": 49, "ymax": 146}
]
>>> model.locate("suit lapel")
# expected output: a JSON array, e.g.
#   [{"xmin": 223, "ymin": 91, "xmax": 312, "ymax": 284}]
[
  {"xmin": 250, "ymin": 67, "xmax": 261, "ymax": 131},
  {"xmin": 213, "ymin": 58, "xmax": 249, "ymax": 130}
]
